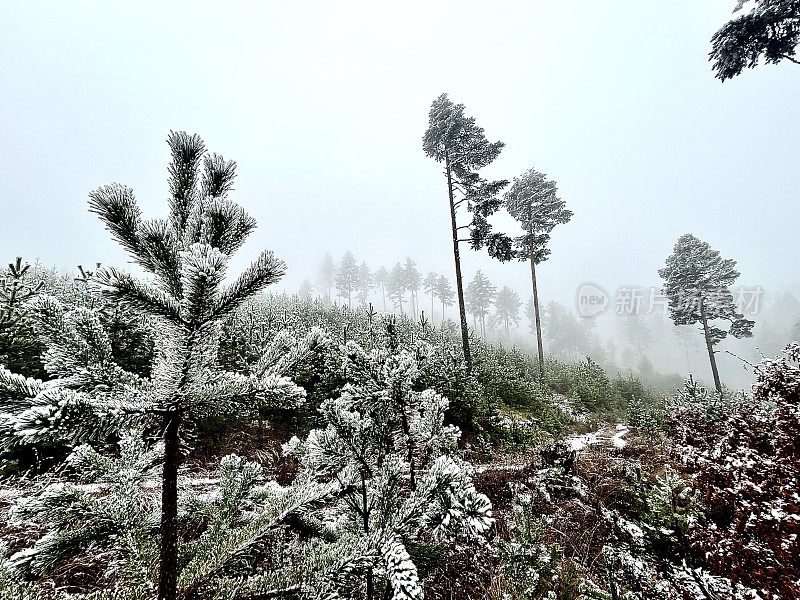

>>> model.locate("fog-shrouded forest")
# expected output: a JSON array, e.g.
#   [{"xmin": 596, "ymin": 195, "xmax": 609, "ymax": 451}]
[{"xmin": 1, "ymin": 2, "xmax": 799, "ymax": 600}]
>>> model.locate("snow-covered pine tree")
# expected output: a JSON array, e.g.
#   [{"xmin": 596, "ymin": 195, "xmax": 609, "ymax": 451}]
[
  {"xmin": 423, "ymin": 94, "xmax": 512, "ymax": 372},
  {"xmin": 422, "ymin": 272, "xmax": 438, "ymax": 322},
  {"xmin": 504, "ymin": 167, "xmax": 572, "ymax": 378},
  {"xmin": 374, "ymin": 267, "xmax": 389, "ymax": 312},
  {"xmin": 284, "ymin": 322, "xmax": 493, "ymax": 600},
  {"xmin": 86, "ymin": 131, "xmax": 303, "ymax": 600},
  {"xmin": 494, "ymin": 286, "xmax": 522, "ymax": 342},
  {"xmin": 404, "ymin": 258, "xmax": 421, "ymax": 320},
  {"xmin": 658, "ymin": 234, "xmax": 754, "ymax": 393},
  {"xmin": 336, "ymin": 251, "xmax": 359, "ymax": 309},
  {"xmin": 387, "ymin": 263, "xmax": 407, "ymax": 314},
  {"xmin": 357, "ymin": 261, "xmax": 373, "ymax": 306},
  {"xmin": 465, "ymin": 271, "xmax": 496, "ymax": 339},
  {"xmin": 433, "ymin": 275, "xmax": 454, "ymax": 322},
  {"xmin": 0, "ymin": 257, "xmax": 45, "ymax": 378},
  {"xmin": 319, "ymin": 253, "xmax": 337, "ymax": 302}
]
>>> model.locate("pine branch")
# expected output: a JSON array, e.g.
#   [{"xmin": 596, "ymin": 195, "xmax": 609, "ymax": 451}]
[
  {"xmin": 198, "ymin": 199, "xmax": 258, "ymax": 255},
  {"xmin": 137, "ymin": 218, "xmax": 183, "ymax": 296},
  {"xmin": 167, "ymin": 131, "xmax": 206, "ymax": 232},
  {"xmin": 214, "ymin": 251, "xmax": 286, "ymax": 318},
  {"xmin": 179, "ymin": 479, "xmax": 337, "ymax": 596},
  {"xmin": 95, "ymin": 267, "xmax": 183, "ymax": 324},
  {"xmin": 88, "ymin": 184, "xmax": 144, "ymax": 260},
  {"xmin": 0, "ymin": 366, "xmax": 42, "ymax": 409},
  {"xmin": 202, "ymin": 154, "xmax": 237, "ymax": 199}
]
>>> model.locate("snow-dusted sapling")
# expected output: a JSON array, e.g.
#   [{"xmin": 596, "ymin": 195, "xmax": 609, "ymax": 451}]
[
  {"xmin": 658, "ymin": 234, "xmax": 754, "ymax": 393},
  {"xmin": 87, "ymin": 131, "xmax": 304, "ymax": 600},
  {"xmin": 0, "ymin": 257, "xmax": 45, "ymax": 378},
  {"xmin": 285, "ymin": 323, "xmax": 493, "ymax": 600}
]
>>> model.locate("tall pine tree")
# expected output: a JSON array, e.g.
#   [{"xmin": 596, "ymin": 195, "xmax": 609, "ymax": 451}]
[
  {"xmin": 658, "ymin": 234, "xmax": 754, "ymax": 393},
  {"xmin": 423, "ymin": 272, "xmax": 438, "ymax": 321},
  {"xmin": 423, "ymin": 94, "xmax": 512, "ymax": 372},
  {"xmin": 335, "ymin": 250, "xmax": 359, "ymax": 308},
  {"xmin": 319, "ymin": 252, "xmax": 336, "ymax": 302},
  {"xmin": 433, "ymin": 275, "xmax": 455, "ymax": 321},
  {"xmin": 374, "ymin": 266, "xmax": 389, "ymax": 312},
  {"xmin": 504, "ymin": 167, "xmax": 572, "ymax": 378},
  {"xmin": 403, "ymin": 257, "xmax": 421, "ymax": 320},
  {"xmin": 465, "ymin": 271, "xmax": 496, "ymax": 339},
  {"xmin": 495, "ymin": 286, "xmax": 522, "ymax": 342}
]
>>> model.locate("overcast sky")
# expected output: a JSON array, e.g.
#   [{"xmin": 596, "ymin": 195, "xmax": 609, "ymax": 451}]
[{"xmin": 1, "ymin": 1, "xmax": 798, "ymax": 312}]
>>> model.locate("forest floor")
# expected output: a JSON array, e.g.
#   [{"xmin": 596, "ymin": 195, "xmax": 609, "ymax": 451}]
[
  {"xmin": 434, "ymin": 421, "xmax": 748, "ymax": 600},
  {"xmin": 0, "ymin": 418, "xmax": 757, "ymax": 600}
]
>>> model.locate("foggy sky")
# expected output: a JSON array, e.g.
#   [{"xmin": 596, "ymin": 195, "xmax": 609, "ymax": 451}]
[{"xmin": 1, "ymin": 1, "xmax": 798, "ymax": 314}]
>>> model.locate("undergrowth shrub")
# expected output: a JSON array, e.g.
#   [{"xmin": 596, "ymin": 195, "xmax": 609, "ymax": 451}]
[
  {"xmin": 499, "ymin": 498, "xmax": 626, "ymax": 600},
  {"xmin": 666, "ymin": 343, "xmax": 800, "ymax": 599},
  {"xmin": 220, "ymin": 296, "xmax": 576, "ymax": 439}
]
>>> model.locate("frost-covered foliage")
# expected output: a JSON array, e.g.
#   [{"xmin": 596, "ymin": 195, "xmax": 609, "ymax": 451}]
[
  {"xmin": 9, "ymin": 429, "xmax": 162, "ymax": 583},
  {"xmin": 659, "ymin": 234, "xmax": 754, "ymax": 392},
  {"xmin": 0, "ymin": 287, "xmax": 162, "ymax": 461},
  {"xmin": 0, "ymin": 132, "xmax": 309, "ymax": 600},
  {"xmin": 0, "ymin": 365, "xmax": 124, "ymax": 453},
  {"xmin": 7, "ymin": 433, "xmax": 338, "ymax": 599},
  {"xmin": 667, "ymin": 343, "xmax": 800, "ymax": 598},
  {"xmin": 285, "ymin": 325, "xmax": 493, "ymax": 599},
  {"xmin": 499, "ymin": 501, "xmax": 565, "ymax": 599},
  {"xmin": 628, "ymin": 463, "xmax": 698, "ymax": 548},
  {"xmin": 665, "ymin": 374, "xmax": 742, "ymax": 420},
  {"xmin": 0, "ymin": 257, "xmax": 46, "ymax": 379},
  {"xmin": 219, "ymin": 293, "xmax": 577, "ymax": 437},
  {"xmin": 499, "ymin": 485, "xmax": 635, "ymax": 600},
  {"xmin": 710, "ymin": 0, "xmax": 800, "ymax": 81}
]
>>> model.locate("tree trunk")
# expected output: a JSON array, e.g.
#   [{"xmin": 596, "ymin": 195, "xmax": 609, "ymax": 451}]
[
  {"xmin": 361, "ymin": 473, "xmax": 374, "ymax": 600},
  {"xmin": 529, "ymin": 255, "xmax": 545, "ymax": 379},
  {"xmin": 381, "ymin": 284, "xmax": 386, "ymax": 312},
  {"xmin": 446, "ymin": 155, "xmax": 472, "ymax": 373},
  {"xmin": 157, "ymin": 411, "xmax": 182, "ymax": 600},
  {"xmin": 699, "ymin": 297, "xmax": 722, "ymax": 393}
]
